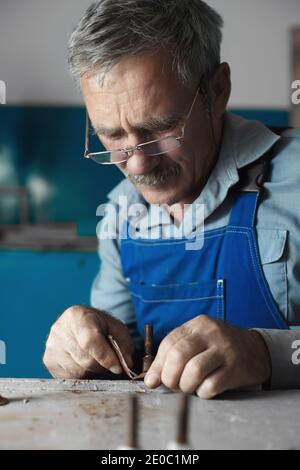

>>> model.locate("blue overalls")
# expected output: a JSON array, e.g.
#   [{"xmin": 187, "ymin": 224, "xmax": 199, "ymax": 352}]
[{"xmin": 121, "ymin": 151, "xmax": 289, "ymax": 346}]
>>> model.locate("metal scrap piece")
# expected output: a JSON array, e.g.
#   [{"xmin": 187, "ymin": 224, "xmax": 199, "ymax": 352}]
[
  {"xmin": 108, "ymin": 335, "xmax": 146, "ymax": 381},
  {"xmin": 0, "ymin": 394, "xmax": 10, "ymax": 406}
]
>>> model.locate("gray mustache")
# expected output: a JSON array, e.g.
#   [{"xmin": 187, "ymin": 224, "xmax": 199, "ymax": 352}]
[{"xmin": 125, "ymin": 165, "xmax": 181, "ymax": 187}]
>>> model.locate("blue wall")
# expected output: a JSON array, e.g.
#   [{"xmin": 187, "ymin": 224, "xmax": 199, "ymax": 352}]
[
  {"xmin": 0, "ymin": 250, "xmax": 99, "ymax": 378},
  {"xmin": 0, "ymin": 106, "xmax": 123, "ymax": 228}
]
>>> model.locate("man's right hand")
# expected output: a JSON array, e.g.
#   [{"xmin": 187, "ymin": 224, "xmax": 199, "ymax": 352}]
[{"xmin": 43, "ymin": 305, "xmax": 134, "ymax": 379}]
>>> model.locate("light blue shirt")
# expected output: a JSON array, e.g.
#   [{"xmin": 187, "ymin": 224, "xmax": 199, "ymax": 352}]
[{"xmin": 91, "ymin": 112, "xmax": 300, "ymax": 389}]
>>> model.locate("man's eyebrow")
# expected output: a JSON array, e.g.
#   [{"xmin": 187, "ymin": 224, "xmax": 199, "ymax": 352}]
[{"xmin": 92, "ymin": 114, "xmax": 183, "ymax": 138}]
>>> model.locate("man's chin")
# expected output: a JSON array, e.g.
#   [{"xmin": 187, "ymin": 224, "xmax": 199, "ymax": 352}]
[{"xmin": 136, "ymin": 184, "xmax": 181, "ymax": 206}]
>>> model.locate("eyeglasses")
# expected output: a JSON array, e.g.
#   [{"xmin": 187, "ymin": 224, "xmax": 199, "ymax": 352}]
[{"xmin": 83, "ymin": 86, "xmax": 200, "ymax": 165}]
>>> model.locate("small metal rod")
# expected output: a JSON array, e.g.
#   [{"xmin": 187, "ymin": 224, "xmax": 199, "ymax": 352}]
[
  {"xmin": 176, "ymin": 394, "xmax": 190, "ymax": 445},
  {"xmin": 142, "ymin": 324, "xmax": 154, "ymax": 373},
  {"xmin": 127, "ymin": 395, "xmax": 139, "ymax": 449}
]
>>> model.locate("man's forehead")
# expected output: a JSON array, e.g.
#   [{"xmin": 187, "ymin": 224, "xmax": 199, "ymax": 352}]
[
  {"xmin": 82, "ymin": 75, "xmax": 182, "ymax": 109},
  {"xmin": 81, "ymin": 51, "xmax": 187, "ymax": 106},
  {"xmin": 101, "ymin": 51, "xmax": 179, "ymax": 89},
  {"xmin": 82, "ymin": 79, "xmax": 188, "ymax": 135}
]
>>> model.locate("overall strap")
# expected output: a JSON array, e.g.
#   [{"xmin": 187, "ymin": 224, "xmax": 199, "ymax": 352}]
[{"xmin": 228, "ymin": 126, "xmax": 289, "ymax": 228}]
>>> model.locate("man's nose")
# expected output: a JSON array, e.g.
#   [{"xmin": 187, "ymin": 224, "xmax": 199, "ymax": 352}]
[{"xmin": 125, "ymin": 148, "xmax": 161, "ymax": 175}]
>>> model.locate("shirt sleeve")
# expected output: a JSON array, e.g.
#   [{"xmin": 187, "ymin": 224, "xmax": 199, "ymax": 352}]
[
  {"xmin": 254, "ymin": 129, "xmax": 300, "ymax": 390},
  {"xmin": 90, "ymin": 200, "xmax": 142, "ymax": 348},
  {"xmin": 254, "ymin": 328, "xmax": 300, "ymax": 389}
]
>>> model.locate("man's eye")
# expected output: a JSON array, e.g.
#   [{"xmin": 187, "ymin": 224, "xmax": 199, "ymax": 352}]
[
  {"xmin": 158, "ymin": 123, "xmax": 179, "ymax": 134},
  {"xmin": 148, "ymin": 125, "xmax": 178, "ymax": 138},
  {"xmin": 101, "ymin": 134, "xmax": 122, "ymax": 143}
]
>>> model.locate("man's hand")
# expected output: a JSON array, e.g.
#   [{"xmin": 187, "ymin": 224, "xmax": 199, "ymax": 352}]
[
  {"xmin": 144, "ymin": 315, "xmax": 271, "ymax": 399},
  {"xmin": 43, "ymin": 305, "xmax": 134, "ymax": 379}
]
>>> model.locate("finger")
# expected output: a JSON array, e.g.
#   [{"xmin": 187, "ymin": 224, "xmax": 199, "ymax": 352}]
[
  {"xmin": 47, "ymin": 351, "xmax": 90, "ymax": 379},
  {"xmin": 50, "ymin": 362, "xmax": 90, "ymax": 379},
  {"xmin": 74, "ymin": 327, "xmax": 123, "ymax": 375},
  {"xmin": 160, "ymin": 335, "xmax": 207, "ymax": 390},
  {"xmin": 48, "ymin": 364, "xmax": 68, "ymax": 379},
  {"xmin": 59, "ymin": 351, "xmax": 99, "ymax": 378},
  {"xmin": 50, "ymin": 324, "xmax": 109, "ymax": 375},
  {"xmin": 196, "ymin": 366, "xmax": 228, "ymax": 400},
  {"xmin": 45, "ymin": 358, "xmax": 67, "ymax": 379},
  {"xmin": 145, "ymin": 326, "xmax": 187, "ymax": 389},
  {"xmin": 43, "ymin": 348, "xmax": 68, "ymax": 378},
  {"xmin": 64, "ymin": 332, "xmax": 108, "ymax": 375},
  {"xmin": 144, "ymin": 336, "xmax": 176, "ymax": 388},
  {"xmin": 179, "ymin": 348, "xmax": 223, "ymax": 394},
  {"xmin": 145, "ymin": 322, "xmax": 206, "ymax": 389}
]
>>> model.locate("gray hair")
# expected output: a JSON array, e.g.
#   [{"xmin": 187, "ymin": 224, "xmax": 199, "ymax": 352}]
[{"xmin": 68, "ymin": 0, "xmax": 223, "ymax": 88}]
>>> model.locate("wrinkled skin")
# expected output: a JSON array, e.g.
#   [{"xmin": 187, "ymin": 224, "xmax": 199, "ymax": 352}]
[
  {"xmin": 43, "ymin": 306, "xmax": 134, "ymax": 378},
  {"xmin": 144, "ymin": 315, "xmax": 271, "ymax": 399}
]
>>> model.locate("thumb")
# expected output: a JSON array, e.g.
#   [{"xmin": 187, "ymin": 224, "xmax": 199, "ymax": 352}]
[
  {"xmin": 144, "ymin": 357, "xmax": 163, "ymax": 388},
  {"xmin": 144, "ymin": 335, "xmax": 175, "ymax": 388},
  {"xmin": 144, "ymin": 344, "xmax": 169, "ymax": 389}
]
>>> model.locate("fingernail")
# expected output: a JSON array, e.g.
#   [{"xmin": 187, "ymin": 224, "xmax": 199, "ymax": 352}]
[
  {"xmin": 109, "ymin": 365, "xmax": 123, "ymax": 375},
  {"xmin": 145, "ymin": 373, "xmax": 160, "ymax": 388}
]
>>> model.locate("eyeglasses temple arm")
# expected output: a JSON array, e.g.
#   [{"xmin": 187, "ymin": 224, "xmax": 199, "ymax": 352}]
[
  {"xmin": 186, "ymin": 87, "xmax": 200, "ymax": 122},
  {"xmin": 179, "ymin": 86, "xmax": 201, "ymax": 139},
  {"xmin": 84, "ymin": 111, "xmax": 89, "ymax": 158}
]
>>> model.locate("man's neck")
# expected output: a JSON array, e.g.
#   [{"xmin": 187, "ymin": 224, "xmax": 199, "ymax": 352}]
[{"xmin": 167, "ymin": 159, "xmax": 219, "ymax": 224}]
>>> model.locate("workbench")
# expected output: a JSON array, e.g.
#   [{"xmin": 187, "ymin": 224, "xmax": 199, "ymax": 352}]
[{"xmin": 0, "ymin": 379, "xmax": 299, "ymax": 450}]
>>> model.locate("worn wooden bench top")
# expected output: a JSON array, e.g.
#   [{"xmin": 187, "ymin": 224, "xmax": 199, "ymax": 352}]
[{"xmin": 0, "ymin": 379, "xmax": 299, "ymax": 450}]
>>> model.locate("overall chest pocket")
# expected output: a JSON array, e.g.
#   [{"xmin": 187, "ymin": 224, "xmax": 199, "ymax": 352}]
[
  {"xmin": 257, "ymin": 228, "xmax": 288, "ymax": 319},
  {"xmin": 127, "ymin": 278, "xmax": 226, "ymax": 340}
]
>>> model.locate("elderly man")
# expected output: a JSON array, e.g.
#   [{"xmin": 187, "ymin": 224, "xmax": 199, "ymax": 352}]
[{"xmin": 44, "ymin": 0, "xmax": 300, "ymax": 399}]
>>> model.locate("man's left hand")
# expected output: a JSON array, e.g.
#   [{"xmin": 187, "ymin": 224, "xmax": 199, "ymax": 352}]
[{"xmin": 144, "ymin": 315, "xmax": 271, "ymax": 399}]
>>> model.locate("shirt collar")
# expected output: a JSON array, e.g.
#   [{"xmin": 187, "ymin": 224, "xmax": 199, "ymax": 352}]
[{"xmin": 187, "ymin": 111, "xmax": 281, "ymax": 221}]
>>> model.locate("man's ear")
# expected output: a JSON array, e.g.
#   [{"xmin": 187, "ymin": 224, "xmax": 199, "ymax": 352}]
[{"xmin": 210, "ymin": 62, "xmax": 231, "ymax": 118}]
